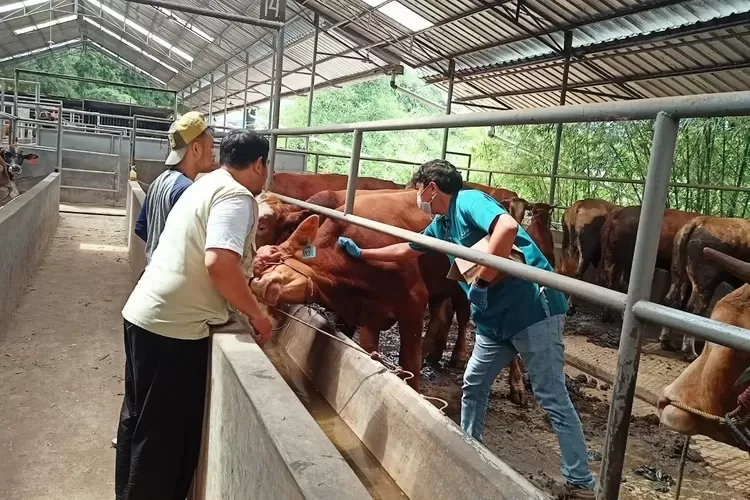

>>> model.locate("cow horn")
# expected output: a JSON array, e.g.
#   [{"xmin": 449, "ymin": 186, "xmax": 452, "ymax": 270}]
[{"xmin": 703, "ymin": 247, "xmax": 750, "ymax": 284}]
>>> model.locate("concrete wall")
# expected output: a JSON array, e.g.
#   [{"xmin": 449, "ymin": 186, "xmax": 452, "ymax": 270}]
[
  {"xmin": 201, "ymin": 334, "xmax": 370, "ymax": 500},
  {"xmin": 275, "ymin": 305, "xmax": 547, "ymax": 500},
  {"xmin": 125, "ymin": 181, "xmax": 146, "ymax": 281},
  {"xmin": 0, "ymin": 173, "xmax": 60, "ymax": 328}
]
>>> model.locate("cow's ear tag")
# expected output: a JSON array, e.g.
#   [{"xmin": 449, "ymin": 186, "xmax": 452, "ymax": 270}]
[{"xmin": 302, "ymin": 240, "xmax": 316, "ymax": 260}]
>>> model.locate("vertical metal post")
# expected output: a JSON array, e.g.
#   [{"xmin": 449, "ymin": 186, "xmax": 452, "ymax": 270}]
[
  {"xmin": 466, "ymin": 153, "xmax": 473, "ymax": 182},
  {"xmin": 223, "ymin": 62, "xmax": 229, "ymax": 129},
  {"xmin": 441, "ymin": 59, "xmax": 455, "ymax": 160},
  {"xmin": 174, "ymin": 92, "xmax": 179, "ymax": 117},
  {"xmin": 313, "ymin": 153, "xmax": 319, "ymax": 174},
  {"xmin": 130, "ymin": 116, "xmax": 137, "ymax": 165},
  {"xmin": 35, "ymin": 82, "xmax": 40, "ymax": 141},
  {"xmin": 242, "ymin": 51, "xmax": 250, "ymax": 128},
  {"xmin": 597, "ymin": 112, "xmax": 680, "ymax": 500},
  {"xmin": 208, "ymin": 73, "xmax": 214, "ymax": 125},
  {"xmin": 267, "ymin": 34, "xmax": 277, "ymax": 131},
  {"xmin": 304, "ymin": 13, "xmax": 320, "ymax": 151},
  {"xmin": 344, "ymin": 129, "xmax": 363, "ymax": 215},
  {"xmin": 548, "ymin": 31, "xmax": 573, "ymax": 206},
  {"xmin": 13, "ymin": 69, "xmax": 19, "ymax": 142},
  {"xmin": 266, "ymin": 26, "xmax": 285, "ymax": 191},
  {"xmin": 56, "ymin": 102, "xmax": 64, "ymax": 172}
]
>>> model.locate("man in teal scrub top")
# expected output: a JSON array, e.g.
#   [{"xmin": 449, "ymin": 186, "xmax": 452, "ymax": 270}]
[{"xmin": 337, "ymin": 160, "xmax": 596, "ymax": 498}]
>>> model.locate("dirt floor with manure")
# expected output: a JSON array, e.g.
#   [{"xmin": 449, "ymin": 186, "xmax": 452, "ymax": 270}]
[{"xmin": 339, "ymin": 302, "xmax": 750, "ymax": 500}]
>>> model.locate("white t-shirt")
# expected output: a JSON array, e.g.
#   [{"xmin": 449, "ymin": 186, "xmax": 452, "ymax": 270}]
[{"xmin": 205, "ymin": 196, "xmax": 254, "ymax": 255}]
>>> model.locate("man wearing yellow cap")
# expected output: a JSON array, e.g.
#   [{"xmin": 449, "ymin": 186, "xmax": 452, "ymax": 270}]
[{"xmin": 134, "ymin": 111, "xmax": 217, "ymax": 263}]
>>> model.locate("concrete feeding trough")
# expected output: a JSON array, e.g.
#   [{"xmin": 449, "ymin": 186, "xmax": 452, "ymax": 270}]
[{"xmin": 256, "ymin": 304, "xmax": 547, "ymax": 500}]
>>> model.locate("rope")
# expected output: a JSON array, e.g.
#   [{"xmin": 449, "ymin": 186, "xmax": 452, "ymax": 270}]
[
  {"xmin": 668, "ymin": 400, "xmax": 736, "ymax": 424},
  {"xmin": 270, "ymin": 306, "xmax": 415, "ymax": 381},
  {"xmin": 669, "ymin": 399, "xmax": 750, "ymax": 456},
  {"xmin": 674, "ymin": 435, "xmax": 690, "ymax": 500},
  {"xmin": 423, "ymin": 396, "xmax": 449, "ymax": 412}
]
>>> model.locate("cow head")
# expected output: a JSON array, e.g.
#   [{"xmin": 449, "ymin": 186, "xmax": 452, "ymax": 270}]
[
  {"xmin": 500, "ymin": 197, "xmax": 529, "ymax": 224},
  {"xmin": 658, "ymin": 248, "xmax": 750, "ymax": 449},
  {"xmin": 256, "ymin": 192, "xmax": 313, "ymax": 248},
  {"xmin": 530, "ymin": 203, "xmax": 554, "ymax": 228},
  {"xmin": 1, "ymin": 145, "xmax": 38, "ymax": 179},
  {"xmin": 251, "ymin": 215, "xmax": 321, "ymax": 306}
]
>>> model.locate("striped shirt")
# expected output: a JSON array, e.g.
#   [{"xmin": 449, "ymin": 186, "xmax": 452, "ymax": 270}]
[{"xmin": 135, "ymin": 169, "xmax": 192, "ymax": 263}]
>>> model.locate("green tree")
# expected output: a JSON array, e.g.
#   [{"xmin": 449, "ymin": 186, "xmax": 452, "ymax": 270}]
[{"xmin": 1, "ymin": 47, "xmax": 173, "ymax": 108}]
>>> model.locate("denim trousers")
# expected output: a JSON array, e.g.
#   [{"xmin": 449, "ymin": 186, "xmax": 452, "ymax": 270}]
[{"xmin": 461, "ymin": 313, "xmax": 596, "ymax": 488}]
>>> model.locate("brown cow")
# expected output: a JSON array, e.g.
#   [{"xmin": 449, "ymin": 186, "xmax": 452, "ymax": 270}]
[
  {"xmin": 499, "ymin": 197, "xmax": 528, "ymax": 225},
  {"xmin": 256, "ymin": 188, "xmax": 402, "ymax": 248},
  {"xmin": 271, "ymin": 172, "xmax": 402, "ymax": 201},
  {"xmin": 255, "ymin": 189, "xmax": 528, "ymax": 403},
  {"xmin": 463, "ymin": 181, "xmax": 517, "ymax": 204},
  {"xmin": 658, "ymin": 248, "xmax": 750, "ymax": 451},
  {"xmin": 251, "ymin": 193, "xmax": 464, "ymax": 391},
  {"xmin": 659, "ymin": 216, "xmax": 750, "ymax": 360},
  {"xmin": 598, "ymin": 206, "xmax": 699, "ymax": 296},
  {"xmin": 526, "ymin": 203, "xmax": 556, "ymax": 268},
  {"xmin": 558, "ymin": 199, "xmax": 619, "ymax": 315}
]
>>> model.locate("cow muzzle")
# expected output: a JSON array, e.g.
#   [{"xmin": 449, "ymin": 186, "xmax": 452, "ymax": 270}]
[
  {"xmin": 250, "ymin": 275, "xmax": 281, "ymax": 306},
  {"xmin": 8, "ymin": 164, "xmax": 21, "ymax": 177}
]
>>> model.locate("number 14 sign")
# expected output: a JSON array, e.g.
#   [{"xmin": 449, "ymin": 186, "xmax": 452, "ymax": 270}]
[{"xmin": 260, "ymin": 0, "xmax": 286, "ymax": 22}]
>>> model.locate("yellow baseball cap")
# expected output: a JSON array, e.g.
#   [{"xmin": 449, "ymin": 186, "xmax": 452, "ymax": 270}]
[{"xmin": 165, "ymin": 111, "xmax": 209, "ymax": 166}]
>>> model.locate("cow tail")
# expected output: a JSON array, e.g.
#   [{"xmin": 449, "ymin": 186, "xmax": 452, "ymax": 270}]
[{"xmin": 667, "ymin": 219, "xmax": 700, "ymax": 307}]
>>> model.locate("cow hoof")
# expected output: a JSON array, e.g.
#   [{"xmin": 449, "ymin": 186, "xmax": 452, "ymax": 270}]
[
  {"xmin": 660, "ymin": 338, "xmax": 678, "ymax": 352},
  {"xmin": 683, "ymin": 352, "xmax": 698, "ymax": 362},
  {"xmin": 508, "ymin": 388, "xmax": 528, "ymax": 407},
  {"xmin": 566, "ymin": 307, "xmax": 576, "ymax": 317},
  {"xmin": 425, "ymin": 356, "xmax": 442, "ymax": 368}
]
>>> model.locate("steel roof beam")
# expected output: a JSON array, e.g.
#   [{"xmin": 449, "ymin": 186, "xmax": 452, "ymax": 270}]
[
  {"xmin": 426, "ymin": 11, "xmax": 750, "ymax": 85},
  {"xmin": 123, "ymin": 0, "xmax": 283, "ymax": 29},
  {"xmin": 454, "ymin": 60, "xmax": 750, "ymax": 102},
  {"xmin": 417, "ymin": 0, "xmax": 694, "ymax": 69}
]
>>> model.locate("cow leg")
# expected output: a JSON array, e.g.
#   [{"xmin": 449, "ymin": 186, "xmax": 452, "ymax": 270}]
[
  {"xmin": 422, "ymin": 298, "xmax": 452, "ymax": 367},
  {"xmin": 507, "ymin": 356, "xmax": 528, "ymax": 407},
  {"xmin": 659, "ymin": 280, "xmax": 689, "ymax": 352},
  {"xmin": 681, "ymin": 335, "xmax": 697, "ymax": 362},
  {"xmin": 449, "ymin": 293, "xmax": 471, "ymax": 369},
  {"xmin": 398, "ymin": 315, "xmax": 424, "ymax": 391},
  {"xmin": 358, "ymin": 326, "xmax": 380, "ymax": 355}
]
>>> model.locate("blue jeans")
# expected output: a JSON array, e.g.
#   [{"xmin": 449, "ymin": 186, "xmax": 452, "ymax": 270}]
[{"xmin": 461, "ymin": 314, "xmax": 596, "ymax": 489}]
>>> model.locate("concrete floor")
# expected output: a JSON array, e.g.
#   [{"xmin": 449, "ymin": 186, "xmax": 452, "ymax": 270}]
[{"xmin": 0, "ymin": 210, "xmax": 129, "ymax": 500}]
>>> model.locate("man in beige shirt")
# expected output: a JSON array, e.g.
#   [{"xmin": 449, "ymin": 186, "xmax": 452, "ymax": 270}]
[{"xmin": 116, "ymin": 129, "xmax": 272, "ymax": 500}]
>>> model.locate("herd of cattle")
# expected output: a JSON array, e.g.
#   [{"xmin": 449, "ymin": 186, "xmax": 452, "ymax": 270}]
[{"xmin": 248, "ymin": 171, "xmax": 749, "ymax": 452}]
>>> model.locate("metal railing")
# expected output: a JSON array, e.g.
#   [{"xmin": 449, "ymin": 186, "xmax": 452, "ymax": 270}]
[{"xmin": 256, "ymin": 91, "xmax": 750, "ymax": 500}]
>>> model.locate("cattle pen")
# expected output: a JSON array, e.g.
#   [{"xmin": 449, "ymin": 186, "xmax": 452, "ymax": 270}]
[{"xmin": 2, "ymin": 1, "xmax": 750, "ymax": 500}]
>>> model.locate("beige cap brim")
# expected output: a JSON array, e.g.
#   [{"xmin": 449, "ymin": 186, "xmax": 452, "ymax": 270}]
[{"xmin": 165, "ymin": 146, "xmax": 188, "ymax": 166}]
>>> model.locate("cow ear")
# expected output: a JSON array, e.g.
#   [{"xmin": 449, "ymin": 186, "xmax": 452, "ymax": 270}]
[
  {"xmin": 281, "ymin": 215, "xmax": 319, "ymax": 252},
  {"xmin": 24, "ymin": 153, "xmax": 38, "ymax": 160}
]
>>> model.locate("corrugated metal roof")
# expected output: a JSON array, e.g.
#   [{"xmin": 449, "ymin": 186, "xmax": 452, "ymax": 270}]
[{"xmin": 0, "ymin": 0, "xmax": 748, "ymax": 113}]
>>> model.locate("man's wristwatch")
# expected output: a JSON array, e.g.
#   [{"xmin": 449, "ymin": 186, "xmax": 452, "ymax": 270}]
[{"xmin": 474, "ymin": 277, "xmax": 490, "ymax": 289}]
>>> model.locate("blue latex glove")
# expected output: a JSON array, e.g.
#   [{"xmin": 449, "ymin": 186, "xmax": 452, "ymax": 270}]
[
  {"xmin": 337, "ymin": 237, "xmax": 362, "ymax": 258},
  {"xmin": 468, "ymin": 283, "xmax": 488, "ymax": 309}
]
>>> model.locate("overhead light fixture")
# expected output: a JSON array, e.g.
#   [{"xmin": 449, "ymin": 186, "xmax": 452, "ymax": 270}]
[
  {"xmin": 14, "ymin": 14, "xmax": 78, "ymax": 35},
  {"xmin": 0, "ymin": 38, "xmax": 80, "ymax": 62},
  {"xmin": 84, "ymin": 17, "xmax": 179, "ymax": 73},
  {"xmin": 85, "ymin": 0, "xmax": 194, "ymax": 62},
  {"xmin": 0, "ymin": 0, "xmax": 47, "ymax": 14}
]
